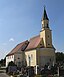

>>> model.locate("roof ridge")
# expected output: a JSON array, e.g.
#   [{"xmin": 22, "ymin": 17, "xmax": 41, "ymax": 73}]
[
  {"xmin": 30, "ymin": 35, "xmax": 40, "ymax": 40},
  {"xmin": 18, "ymin": 40, "xmax": 28, "ymax": 45},
  {"xmin": 25, "ymin": 35, "xmax": 42, "ymax": 51}
]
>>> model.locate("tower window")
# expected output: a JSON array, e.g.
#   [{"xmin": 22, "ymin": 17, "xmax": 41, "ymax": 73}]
[
  {"xmin": 18, "ymin": 57, "xmax": 20, "ymax": 59},
  {"xmin": 40, "ymin": 44, "xmax": 43, "ymax": 48},
  {"xmin": 48, "ymin": 35, "xmax": 49, "ymax": 37},
  {"xmin": 47, "ymin": 24, "xmax": 49, "ymax": 28},
  {"xmin": 48, "ymin": 44, "xmax": 50, "ymax": 45}
]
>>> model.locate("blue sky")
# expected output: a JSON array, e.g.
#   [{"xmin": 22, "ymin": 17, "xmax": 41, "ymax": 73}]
[{"xmin": 0, "ymin": 0, "xmax": 64, "ymax": 59}]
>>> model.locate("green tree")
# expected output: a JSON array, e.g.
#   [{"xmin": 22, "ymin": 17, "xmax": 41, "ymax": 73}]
[
  {"xmin": 56, "ymin": 52, "xmax": 64, "ymax": 63},
  {"xmin": 8, "ymin": 61, "xmax": 16, "ymax": 66},
  {"xmin": 0, "ymin": 57, "xmax": 6, "ymax": 66}
]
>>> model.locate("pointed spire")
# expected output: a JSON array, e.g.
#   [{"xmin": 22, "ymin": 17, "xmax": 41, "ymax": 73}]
[{"xmin": 42, "ymin": 6, "xmax": 49, "ymax": 20}]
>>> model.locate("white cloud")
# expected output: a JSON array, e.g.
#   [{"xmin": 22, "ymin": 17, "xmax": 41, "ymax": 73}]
[{"xmin": 9, "ymin": 38, "xmax": 14, "ymax": 42}]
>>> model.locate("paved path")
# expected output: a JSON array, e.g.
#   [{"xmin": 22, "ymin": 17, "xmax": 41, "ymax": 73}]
[{"xmin": 0, "ymin": 73, "xmax": 9, "ymax": 77}]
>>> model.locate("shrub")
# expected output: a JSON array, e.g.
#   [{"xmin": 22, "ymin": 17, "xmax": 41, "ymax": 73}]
[
  {"xmin": 8, "ymin": 61, "xmax": 16, "ymax": 66},
  {"xmin": 35, "ymin": 75, "xmax": 42, "ymax": 77}
]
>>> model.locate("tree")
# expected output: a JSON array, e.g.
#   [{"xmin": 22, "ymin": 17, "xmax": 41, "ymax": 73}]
[
  {"xmin": 8, "ymin": 61, "xmax": 16, "ymax": 66},
  {"xmin": 0, "ymin": 57, "xmax": 6, "ymax": 66},
  {"xmin": 6, "ymin": 61, "xmax": 17, "ymax": 74},
  {"xmin": 56, "ymin": 52, "xmax": 64, "ymax": 63}
]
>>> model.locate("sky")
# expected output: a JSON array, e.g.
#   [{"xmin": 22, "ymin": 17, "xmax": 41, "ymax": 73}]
[{"xmin": 0, "ymin": 0, "xmax": 64, "ymax": 59}]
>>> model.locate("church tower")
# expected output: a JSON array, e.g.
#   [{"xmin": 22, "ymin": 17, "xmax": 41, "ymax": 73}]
[{"xmin": 40, "ymin": 7, "xmax": 52, "ymax": 48}]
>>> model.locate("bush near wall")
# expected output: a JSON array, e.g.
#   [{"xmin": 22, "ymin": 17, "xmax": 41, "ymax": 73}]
[{"xmin": 35, "ymin": 75, "xmax": 43, "ymax": 77}]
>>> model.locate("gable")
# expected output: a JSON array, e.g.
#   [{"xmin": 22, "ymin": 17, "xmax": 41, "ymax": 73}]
[{"xmin": 37, "ymin": 38, "xmax": 44, "ymax": 48}]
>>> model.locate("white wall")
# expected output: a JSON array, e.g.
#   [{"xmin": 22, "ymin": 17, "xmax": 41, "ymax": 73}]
[
  {"xmin": 6, "ymin": 55, "xmax": 14, "ymax": 67},
  {"xmin": 6, "ymin": 47, "xmax": 25, "ymax": 67}
]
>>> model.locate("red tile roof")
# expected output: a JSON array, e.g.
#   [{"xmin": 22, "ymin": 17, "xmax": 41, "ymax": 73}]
[
  {"xmin": 6, "ymin": 35, "xmax": 42, "ymax": 56},
  {"xmin": 6, "ymin": 40, "xmax": 29, "ymax": 56},
  {"xmin": 25, "ymin": 35, "xmax": 41, "ymax": 50}
]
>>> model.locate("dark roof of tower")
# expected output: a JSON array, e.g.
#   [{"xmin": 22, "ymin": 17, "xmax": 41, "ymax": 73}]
[{"xmin": 42, "ymin": 7, "xmax": 49, "ymax": 20}]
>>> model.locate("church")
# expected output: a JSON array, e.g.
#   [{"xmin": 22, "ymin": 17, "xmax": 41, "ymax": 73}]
[{"xmin": 6, "ymin": 7, "xmax": 56, "ymax": 68}]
